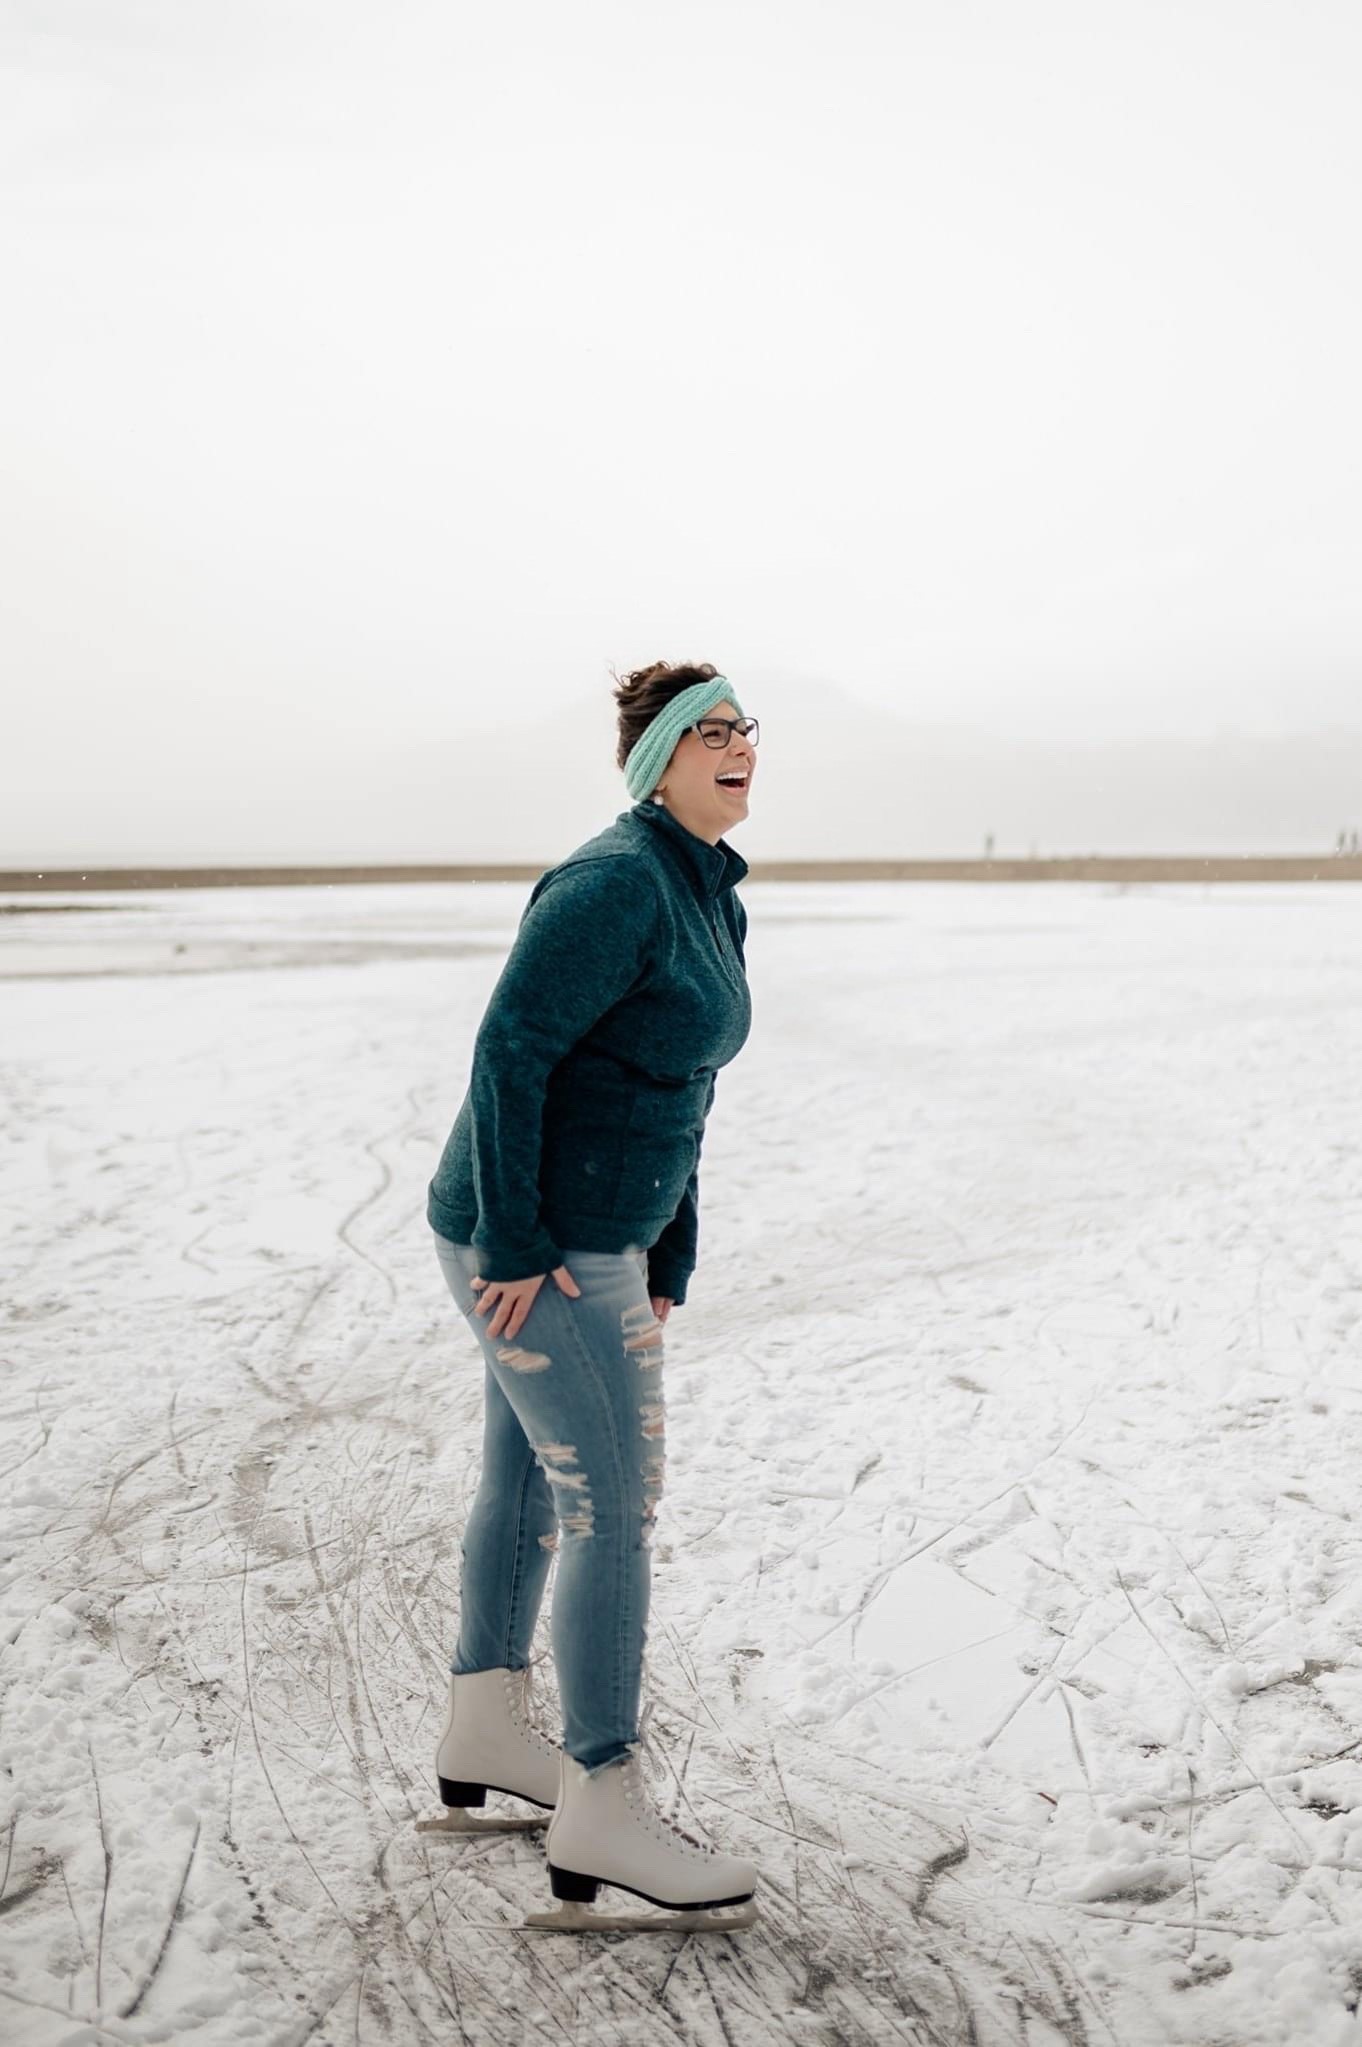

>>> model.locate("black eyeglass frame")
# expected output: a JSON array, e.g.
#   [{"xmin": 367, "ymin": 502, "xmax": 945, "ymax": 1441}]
[{"xmin": 687, "ymin": 716, "xmax": 760, "ymax": 750}]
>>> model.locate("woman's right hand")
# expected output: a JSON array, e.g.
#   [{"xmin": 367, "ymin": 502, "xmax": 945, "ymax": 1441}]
[{"xmin": 471, "ymin": 1262, "xmax": 582, "ymax": 1340}]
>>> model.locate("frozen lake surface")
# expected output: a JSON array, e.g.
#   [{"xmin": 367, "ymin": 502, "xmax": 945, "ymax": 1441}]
[{"xmin": 3, "ymin": 878, "xmax": 1361, "ymax": 2046}]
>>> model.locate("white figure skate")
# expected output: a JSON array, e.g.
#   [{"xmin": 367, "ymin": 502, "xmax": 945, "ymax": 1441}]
[
  {"xmin": 415, "ymin": 1664, "xmax": 560, "ymax": 1837},
  {"xmin": 525, "ymin": 1736, "xmax": 760, "ymax": 1933}
]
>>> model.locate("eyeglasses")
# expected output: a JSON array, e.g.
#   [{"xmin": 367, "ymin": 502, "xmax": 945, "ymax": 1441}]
[{"xmin": 689, "ymin": 717, "xmax": 760, "ymax": 750}]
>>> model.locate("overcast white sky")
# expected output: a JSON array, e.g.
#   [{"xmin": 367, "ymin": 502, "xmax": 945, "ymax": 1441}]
[{"xmin": 2, "ymin": 0, "xmax": 1360, "ymax": 862}]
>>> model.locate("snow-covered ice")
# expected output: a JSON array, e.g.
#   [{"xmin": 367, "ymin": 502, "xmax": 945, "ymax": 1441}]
[{"xmin": 2, "ymin": 877, "xmax": 1361, "ymax": 2045}]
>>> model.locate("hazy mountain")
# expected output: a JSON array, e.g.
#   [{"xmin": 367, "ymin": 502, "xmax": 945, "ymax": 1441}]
[{"xmin": 6, "ymin": 674, "xmax": 1359, "ymax": 864}]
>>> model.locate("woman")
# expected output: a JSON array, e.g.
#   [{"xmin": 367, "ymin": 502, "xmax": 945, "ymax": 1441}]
[{"xmin": 424, "ymin": 661, "xmax": 761, "ymax": 1928}]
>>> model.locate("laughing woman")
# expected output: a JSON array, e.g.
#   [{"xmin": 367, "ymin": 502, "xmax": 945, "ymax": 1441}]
[{"xmin": 424, "ymin": 661, "xmax": 761, "ymax": 1930}]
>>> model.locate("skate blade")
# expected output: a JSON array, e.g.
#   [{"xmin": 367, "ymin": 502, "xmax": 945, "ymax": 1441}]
[
  {"xmin": 524, "ymin": 1899, "xmax": 758, "ymax": 1934},
  {"xmin": 416, "ymin": 1809, "xmax": 548, "ymax": 1835}
]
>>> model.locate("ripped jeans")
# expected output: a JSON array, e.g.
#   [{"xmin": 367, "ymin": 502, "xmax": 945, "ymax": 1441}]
[{"xmin": 431, "ymin": 1229, "xmax": 667, "ymax": 1773}]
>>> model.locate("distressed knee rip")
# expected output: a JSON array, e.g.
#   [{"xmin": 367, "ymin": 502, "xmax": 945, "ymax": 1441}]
[
  {"xmin": 533, "ymin": 1441, "xmax": 594, "ymax": 1540},
  {"xmin": 622, "ymin": 1301, "xmax": 665, "ymax": 1368}
]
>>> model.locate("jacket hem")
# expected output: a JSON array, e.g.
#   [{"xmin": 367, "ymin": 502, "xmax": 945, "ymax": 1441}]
[
  {"xmin": 427, "ymin": 1186, "xmax": 684, "ymax": 1264},
  {"xmin": 427, "ymin": 1189, "xmax": 475, "ymax": 1243}
]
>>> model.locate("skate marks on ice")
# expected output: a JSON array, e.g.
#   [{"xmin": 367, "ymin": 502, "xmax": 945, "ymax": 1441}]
[
  {"xmin": 0, "ymin": 1442, "xmax": 1067, "ymax": 2044},
  {"xmin": 608, "ymin": 1618, "xmax": 1104, "ymax": 2047},
  {"xmin": 685, "ymin": 1280, "xmax": 1362, "ymax": 2045},
  {"xmin": 2, "ymin": 1356, "xmax": 554, "ymax": 2041},
  {"xmin": 0, "ymin": 1262, "xmax": 1094, "ymax": 2033},
  {"xmin": 6, "ymin": 881, "xmax": 1362, "ymax": 2043}
]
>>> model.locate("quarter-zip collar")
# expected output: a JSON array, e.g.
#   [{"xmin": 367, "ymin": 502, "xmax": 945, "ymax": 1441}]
[{"xmin": 627, "ymin": 798, "xmax": 748, "ymax": 903}]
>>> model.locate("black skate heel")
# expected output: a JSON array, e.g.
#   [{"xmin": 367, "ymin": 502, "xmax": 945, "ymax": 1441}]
[
  {"xmin": 548, "ymin": 1863, "xmax": 600, "ymax": 1904},
  {"xmin": 438, "ymin": 1776, "xmax": 487, "ymax": 1808}
]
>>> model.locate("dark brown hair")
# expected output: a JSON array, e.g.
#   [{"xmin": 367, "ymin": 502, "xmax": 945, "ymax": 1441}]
[{"xmin": 611, "ymin": 661, "xmax": 724, "ymax": 772}]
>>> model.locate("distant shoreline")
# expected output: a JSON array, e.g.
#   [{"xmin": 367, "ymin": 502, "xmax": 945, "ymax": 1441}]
[{"xmin": 4, "ymin": 855, "xmax": 1362, "ymax": 890}]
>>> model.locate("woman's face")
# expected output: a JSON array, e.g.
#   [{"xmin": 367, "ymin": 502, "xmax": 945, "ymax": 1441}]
[{"xmin": 653, "ymin": 700, "xmax": 756, "ymax": 845}]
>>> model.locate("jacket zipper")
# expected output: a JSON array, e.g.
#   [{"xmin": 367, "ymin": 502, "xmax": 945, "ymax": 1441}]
[{"xmin": 707, "ymin": 902, "xmax": 747, "ymax": 991}]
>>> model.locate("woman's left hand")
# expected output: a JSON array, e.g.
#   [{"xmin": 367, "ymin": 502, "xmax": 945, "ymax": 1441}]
[{"xmin": 650, "ymin": 1294, "xmax": 674, "ymax": 1323}]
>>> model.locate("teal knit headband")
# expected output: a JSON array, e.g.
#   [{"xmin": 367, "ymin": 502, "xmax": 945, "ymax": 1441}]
[{"xmin": 623, "ymin": 675, "xmax": 747, "ymax": 803}]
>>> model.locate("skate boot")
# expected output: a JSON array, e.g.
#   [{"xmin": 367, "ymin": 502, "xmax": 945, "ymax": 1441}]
[
  {"xmin": 527, "ymin": 1730, "xmax": 760, "ymax": 1931},
  {"xmin": 415, "ymin": 1664, "xmax": 560, "ymax": 1837}
]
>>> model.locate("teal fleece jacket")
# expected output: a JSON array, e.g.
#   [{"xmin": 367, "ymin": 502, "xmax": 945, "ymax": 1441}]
[{"xmin": 426, "ymin": 799, "xmax": 751, "ymax": 1306}]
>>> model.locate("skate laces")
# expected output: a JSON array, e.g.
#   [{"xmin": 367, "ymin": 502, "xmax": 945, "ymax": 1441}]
[
  {"xmin": 625, "ymin": 1697, "xmax": 712, "ymax": 1859},
  {"xmin": 504, "ymin": 1660, "xmax": 558, "ymax": 1758},
  {"xmin": 510, "ymin": 1660, "xmax": 715, "ymax": 1860}
]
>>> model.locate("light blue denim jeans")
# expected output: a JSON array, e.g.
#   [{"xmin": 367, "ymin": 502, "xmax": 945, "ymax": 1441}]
[{"xmin": 431, "ymin": 1229, "xmax": 667, "ymax": 1773}]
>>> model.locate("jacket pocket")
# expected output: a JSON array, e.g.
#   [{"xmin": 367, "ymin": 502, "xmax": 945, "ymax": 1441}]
[
  {"xmin": 617, "ymin": 1084, "xmax": 705, "ymax": 1219},
  {"xmin": 539, "ymin": 1110, "xmax": 629, "ymax": 1218}
]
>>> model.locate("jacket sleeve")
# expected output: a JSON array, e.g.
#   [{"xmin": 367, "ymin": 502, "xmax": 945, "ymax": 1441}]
[
  {"xmin": 467, "ymin": 856, "xmax": 659, "ymax": 1281},
  {"xmin": 646, "ymin": 1069, "xmax": 717, "ymax": 1308}
]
